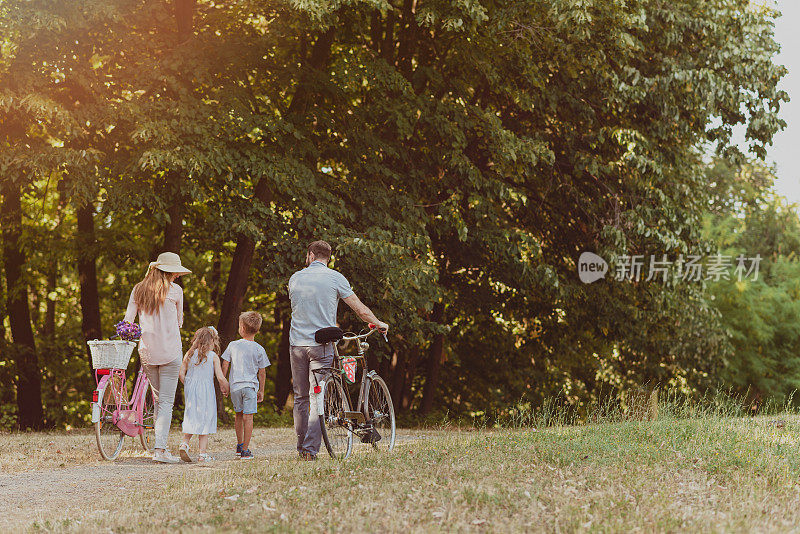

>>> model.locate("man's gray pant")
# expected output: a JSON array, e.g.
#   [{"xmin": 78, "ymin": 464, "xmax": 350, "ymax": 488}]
[{"xmin": 290, "ymin": 344, "xmax": 334, "ymax": 456}]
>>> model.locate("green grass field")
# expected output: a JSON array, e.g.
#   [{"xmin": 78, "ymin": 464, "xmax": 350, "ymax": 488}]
[{"xmin": 6, "ymin": 411, "xmax": 800, "ymax": 533}]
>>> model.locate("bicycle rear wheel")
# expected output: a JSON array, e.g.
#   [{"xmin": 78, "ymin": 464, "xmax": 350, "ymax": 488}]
[
  {"xmin": 95, "ymin": 382, "xmax": 124, "ymax": 460},
  {"xmin": 139, "ymin": 382, "xmax": 155, "ymax": 452},
  {"xmin": 366, "ymin": 376, "xmax": 396, "ymax": 452},
  {"xmin": 319, "ymin": 377, "xmax": 353, "ymax": 459}
]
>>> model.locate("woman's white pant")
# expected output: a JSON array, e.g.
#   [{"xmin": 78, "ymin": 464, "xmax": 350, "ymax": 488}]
[{"xmin": 143, "ymin": 357, "xmax": 181, "ymax": 450}]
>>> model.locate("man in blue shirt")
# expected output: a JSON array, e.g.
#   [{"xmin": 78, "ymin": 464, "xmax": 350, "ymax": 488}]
[{"xmin": 288, "ymin": 240, "xmax": 388, "ymax": 460}]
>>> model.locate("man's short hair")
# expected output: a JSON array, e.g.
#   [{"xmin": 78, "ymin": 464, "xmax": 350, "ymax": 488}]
[
  {"xmin": 239, "ymin": 311, "xmax": 262, "ymax": 335},
  {"xmin": 308, "ymin": 240, "xmax": 332, "ymax": 260}
]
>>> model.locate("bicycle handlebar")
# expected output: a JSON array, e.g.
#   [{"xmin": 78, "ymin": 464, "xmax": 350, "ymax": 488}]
[
  {"xmin": 338, "ymin": 325, "xmax": 389, "ymax": 354},
  {"xmin": 341, "ymin": 327, "xmax": 381, "ymax": 342},
  {"xmin": 368, "ymin": 323, "xmax": 389, "ymax": 343}
]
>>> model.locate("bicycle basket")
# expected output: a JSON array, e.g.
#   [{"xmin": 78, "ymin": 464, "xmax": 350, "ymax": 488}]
[{"xmin": 87, "ymin": 340, "xmax": 136, "ymax": 370}]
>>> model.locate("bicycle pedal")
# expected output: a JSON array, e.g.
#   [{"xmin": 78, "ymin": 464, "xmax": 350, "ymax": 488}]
[{"xmin": 343, "ymin": 411, "xmax": 366, "ymax": 422}]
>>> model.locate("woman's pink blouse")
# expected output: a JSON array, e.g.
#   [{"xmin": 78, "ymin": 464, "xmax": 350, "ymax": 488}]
[{"xmin": 124, "ymin": 282, "xmax": 183, "ymax": 365}]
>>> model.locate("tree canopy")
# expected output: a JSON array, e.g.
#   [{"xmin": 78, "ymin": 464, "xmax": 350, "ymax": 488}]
[{"xmin": 0, "ymin": 0, "xmax": 792, "ymax": 428}]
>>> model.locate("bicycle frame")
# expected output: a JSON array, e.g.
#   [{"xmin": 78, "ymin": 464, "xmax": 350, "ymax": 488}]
[
  {"xmin": 314, "ymin": 329, "xmax": 381, "ymax": 430},
  {"xmin": 92, "ymin": 367, "xmax": 150, "ymax": 437},
  {"xmin": 340, "ymin": 347, "xmax": 379, "ymax": 417}
]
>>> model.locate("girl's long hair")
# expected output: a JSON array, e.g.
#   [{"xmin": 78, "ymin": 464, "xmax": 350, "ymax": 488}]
[
  {"xmin": 133, "ymin": 266, "xmax": 173, "ymax": 315},
  {"xmin": 184, "ymin": 327, "xmax": 220, "ymax": 366}
]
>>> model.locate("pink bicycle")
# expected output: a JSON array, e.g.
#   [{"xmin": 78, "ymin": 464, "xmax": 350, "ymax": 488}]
[{"xmin": 89, "ymin": 340, "xmax": 155, "ymax": 460}]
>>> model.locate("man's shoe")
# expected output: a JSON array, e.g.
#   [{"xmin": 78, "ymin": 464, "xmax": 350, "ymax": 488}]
[
  {"xmin": 240, "ymin": 449, "xmax": 254, "ymax": 460},
  {"xmin": 153, "ymin": 450, "xmax": 180, "ymax": 464},
  {"xmin": 299, "ymin": 451, "xmax": 317, "ymax": 461},
  {"xmin": 361, "ymin": 428, "xmax": 382, "ymax": 444},
  {"xmin": 235, "ymin": 443, "xmax": 244, "ymax": 457}
]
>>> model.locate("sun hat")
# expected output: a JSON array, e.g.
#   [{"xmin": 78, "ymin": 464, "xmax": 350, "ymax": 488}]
[{"xmin": 149, "ymin": 252, "xmax": 191, "ymax": 275}]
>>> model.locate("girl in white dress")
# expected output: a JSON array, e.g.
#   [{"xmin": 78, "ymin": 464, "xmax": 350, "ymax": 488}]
[{"xmin": 178, "ymin": 326, "xmax": 229, "ymax": 462}]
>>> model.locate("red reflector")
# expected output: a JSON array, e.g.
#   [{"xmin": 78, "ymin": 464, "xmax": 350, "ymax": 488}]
[
  {"xmin": 314, "ymin": 386, "xmax": 321, "ymax": 394},
  {"xmin": 96, "ymin": 369, "xmax": 111, "ymax": 376},
  {"xmin": 92, "ymin": 391, "xmax": 98, "ymax": 402}
]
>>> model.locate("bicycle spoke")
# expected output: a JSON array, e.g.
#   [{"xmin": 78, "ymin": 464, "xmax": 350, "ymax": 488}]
[
  {"xmin": 96, "ymin": 385, "xmax": 125, "ymax": 460},
  {"xmin": 139, "ymin": 381, "xmax": 156, "ymax": 452},
  {"xmin": 320, "ymin": 378, "xmax": 353, "ymax": 459},
  {"xmin": 367, "ymin": 377, "xmax": 396, "ymax": 452}
]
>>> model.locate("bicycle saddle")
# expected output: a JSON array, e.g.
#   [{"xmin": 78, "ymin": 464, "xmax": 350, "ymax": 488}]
[{"xmin": 314, "ymin": 327, "xmax": 344, "ymax": 344}]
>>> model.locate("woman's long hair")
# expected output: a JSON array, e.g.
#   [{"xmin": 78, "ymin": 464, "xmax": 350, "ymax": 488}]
[
  {"xmin": 184, "ymin": 327, "xmax": 220, "ymax": 366},
  {"xmin": 133, "ymin": 266, "xmax": 173, "ymax": 315}
]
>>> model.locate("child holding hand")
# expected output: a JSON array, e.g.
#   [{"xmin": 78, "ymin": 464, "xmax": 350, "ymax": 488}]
[
  {"xmin": 179, "ymin": 326, "xmax": 229, "ymax": 462},
  {"xmin": 221, "ymin": 311, "xmax": 270, "ymax": 460}
]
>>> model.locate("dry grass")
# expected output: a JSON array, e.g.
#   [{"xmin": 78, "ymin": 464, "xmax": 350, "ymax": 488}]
[
  {"xmin": 7, "ymin": 414, "xmax": 800, "ymax": 532},
  {"xmin": 0, "ymin": 427, "xmax": 300, "ymax": 474}
]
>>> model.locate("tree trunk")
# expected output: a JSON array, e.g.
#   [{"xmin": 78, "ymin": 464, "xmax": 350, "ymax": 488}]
[
  {"xmin": 401, "ymin": 347, "xmax": 420, "ymax": 411},
  {"xmin": 161, "ymin": 171, "xmax": 184, "ymax": 254},
  {"xmin": 1, "ymin": 181, "xmax": 45, "ymax": 429},
  {"xmin": 174, "ymin": 0, "xmax": 196, "ymax": 37},
  {"xmin": 209, "ymin": 252, "xmax": 221, "ymax": 311},
  {"xmin": 43, "ymin": 263, "xmax": 57, "ymax": 338},
  {"xmin": 77, "ymin": 204, "xmax": 102, "ymax": 351},
  {"xmin": 286, "ymin": 28, "xmax": 336, "ymax": 116},
  {"xmin": 379, "ymin": 352, "xmax": 391, "ymax": 384},
  {"xmin": 162, "ymin": 200, "xmax": 183, "ymax": 254},
  {"xmin": 214, "ymin": 230, "xmax": 260, "ymax": 424},
  {"xmin": 396, "ymin": 0, "xmax": 418, "ymax": 77},
  {"xmin": 389, "ymin": 348, "xmax": 407, "ymax": 411},
  {"xmin": 0, "ymin": 266, "xmax": 6, "ymax": 343},
  {"xmin": 420, "ymin": 301, "xmax": 445, "ymax": 415},
  {"xmin": 29, "ymin": 288, "xmax": 41, "ymax": 332},
  {"xmin": 367, "ymin": 351, "xmax": 380, "ymax": 381},
  {"xmin": 216, "ymin": 234, "xmax": 256, "ymax": 351},
  {"xmin": 273, "ymin": 296, "xmax": 292, "ymax": 411}
]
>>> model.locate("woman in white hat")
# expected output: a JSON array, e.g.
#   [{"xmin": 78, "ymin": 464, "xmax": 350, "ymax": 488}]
[{"xmin": 123, "ymin": 251, "xmax": 191, "ymax": 463}]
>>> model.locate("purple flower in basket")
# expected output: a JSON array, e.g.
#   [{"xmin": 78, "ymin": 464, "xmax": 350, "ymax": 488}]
[{"xmin": 114, "ymin": 321, "xmax": 142, "ymax": 342}]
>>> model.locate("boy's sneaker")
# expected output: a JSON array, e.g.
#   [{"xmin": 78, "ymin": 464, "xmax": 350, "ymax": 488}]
[
  {"xmin": 179, "ymin": 442, "xmax": 192, "ymax": 463},
  {"xmin": 240, "ymin": 449, "xmax": 254, "ymax": 460},
  {"xmin": 235, "ymin": 443, "xmax": 244, "ymax": 457}
]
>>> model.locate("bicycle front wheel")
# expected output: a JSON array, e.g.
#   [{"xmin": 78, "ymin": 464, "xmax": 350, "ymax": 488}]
[
  {"xmin": 139, "ymin": 382, "xmax": 155, "ymax": 452},
  {"xmin": 367, "ymin": 376, "xmax": 396, "ymax": 452},
  {"xmin": 95, "ymin": 382, "xmax": 124, "ymax": 460},
  {"xmin": 319, "ymin": 377, "xmax": 353, "ymax": 459}
]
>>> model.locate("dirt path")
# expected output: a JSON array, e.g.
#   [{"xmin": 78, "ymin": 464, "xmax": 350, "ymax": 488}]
[{"xmin": 0, "ymin": 428, "xmax": 429, "ymax": 530}]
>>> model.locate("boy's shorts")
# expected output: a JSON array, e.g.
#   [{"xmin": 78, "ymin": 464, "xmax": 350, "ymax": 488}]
[{"xmin": 230, "ymin": 387, "xmax": 257, "ymax": 415}]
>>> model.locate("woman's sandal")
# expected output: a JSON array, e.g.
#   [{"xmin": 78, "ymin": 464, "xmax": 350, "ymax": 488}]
[{"xmin": 179, "ymin": 442, "xmax": 192, "ymax": 463}]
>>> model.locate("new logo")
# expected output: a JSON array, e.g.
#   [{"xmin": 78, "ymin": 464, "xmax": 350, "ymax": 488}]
[{"xmin": 578, "ymin": 252, "xmax": 608, "ymax": 284}]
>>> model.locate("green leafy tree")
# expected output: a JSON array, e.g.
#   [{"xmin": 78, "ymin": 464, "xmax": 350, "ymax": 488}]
[{"xmin": 0, "ymin": 0, "xmax": 789, "ymax": 427}]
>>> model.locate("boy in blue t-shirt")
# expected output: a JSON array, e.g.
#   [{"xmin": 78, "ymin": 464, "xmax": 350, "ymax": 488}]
[{"xmin": 220, "ymin": 311, "xmax": 270, "ymax": 460}]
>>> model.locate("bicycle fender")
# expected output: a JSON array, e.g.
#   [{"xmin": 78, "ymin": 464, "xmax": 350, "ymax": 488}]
[
  {"xmin": 91, "ymin": 377, "xmax": 110, "ymax": 423},
  {"xmin": 366, "ymin": 370, "xmax": 379, "ymax": 380},
  {"xmin": 316, "ymin": 379, "xmax": 326, "ymax": 415}
]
